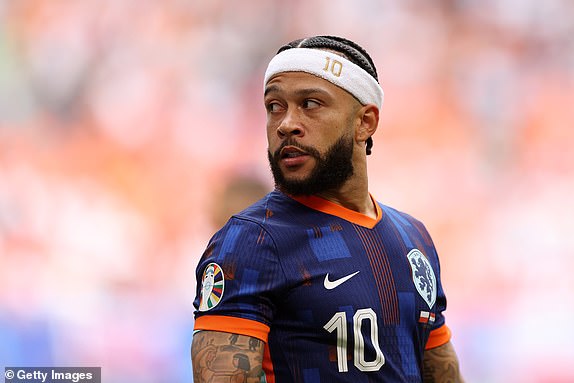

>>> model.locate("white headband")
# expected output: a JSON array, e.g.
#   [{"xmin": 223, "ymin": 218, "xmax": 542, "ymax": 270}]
[{"xmin": 264, "ymin": 48, "xmax": 384, "ymax": 109}]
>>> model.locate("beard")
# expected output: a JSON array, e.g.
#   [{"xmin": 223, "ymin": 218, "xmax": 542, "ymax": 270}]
[{"xmin": 267, "ymin": 133, "xmax": 354, "ymax": 196}]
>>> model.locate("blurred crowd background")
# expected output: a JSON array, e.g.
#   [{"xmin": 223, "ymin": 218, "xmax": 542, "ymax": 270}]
[{"xmin": 1, "ymin": 1, "xmax": 573, "ymax": 382}]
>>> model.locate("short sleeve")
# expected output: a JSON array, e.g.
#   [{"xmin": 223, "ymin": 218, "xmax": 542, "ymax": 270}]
[
  {"xmin": 193, "ymin": 217, "xmax": 285, "ymax": 340},
  {"xmin": 423, "ymin": 235, "xmax": 451, "ymax": 349}
]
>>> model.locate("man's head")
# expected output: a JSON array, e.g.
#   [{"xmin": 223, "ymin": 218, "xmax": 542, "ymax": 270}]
[{"xmin": 264, "ymin": 36, "xmax": 383, "ymax": 196}]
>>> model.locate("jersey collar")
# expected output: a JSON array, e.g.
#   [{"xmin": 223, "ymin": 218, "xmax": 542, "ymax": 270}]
[{"xmin": 290, "ymin": 194, "xmax": 382, "ymax": 229}]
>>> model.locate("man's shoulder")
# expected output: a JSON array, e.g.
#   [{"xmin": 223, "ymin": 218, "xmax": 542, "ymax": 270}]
[
  {"xmin": 229, "ymin": 190, "xmax": 302, "ymax": 228},
  {"xmin": 376, "ymin": 201, "xmax": 437, "ymax": 248},
  {"xmin": 377, "ymin": 201, "xmax": 426, "ymax": 228},
  {"xmin": 210, "ymin": 190, "xmax": 313, "ymax": 250}
]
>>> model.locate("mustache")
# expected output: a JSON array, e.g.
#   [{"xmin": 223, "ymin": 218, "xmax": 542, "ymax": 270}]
[{"xmin": 272, "ymin": 139, "xmax": 321, "ymax": 159}]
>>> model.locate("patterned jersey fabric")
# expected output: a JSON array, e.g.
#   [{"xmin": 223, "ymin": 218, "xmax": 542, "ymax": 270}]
[{"xmin": 194, "ymin": 190, "xmax": 451, "ymax": 382}]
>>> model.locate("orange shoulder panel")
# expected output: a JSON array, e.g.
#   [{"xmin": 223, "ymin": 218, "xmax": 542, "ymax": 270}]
[{"xmin": 194, "ymin": 315, "xmax": 270, "ymax": 343}]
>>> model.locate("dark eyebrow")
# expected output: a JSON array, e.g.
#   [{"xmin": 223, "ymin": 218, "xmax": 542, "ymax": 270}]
[
  {"xmin": 294, "ymin": 88, "xmax": 330, "ymax": 98},
  {"xmin": 264, "ymin": 85, "xmax": 330, "ymax": 98},
  {"xmin": 264, "ymin": 84, "xmax": 280, "ymax": 97}
]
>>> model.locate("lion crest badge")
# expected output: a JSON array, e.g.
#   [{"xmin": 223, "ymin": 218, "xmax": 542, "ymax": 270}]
[{"xmin": 407, "ymin": 249, "xmax": 437, "ymax": 309}]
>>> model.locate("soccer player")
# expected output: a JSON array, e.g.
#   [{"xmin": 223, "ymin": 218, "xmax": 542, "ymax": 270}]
[{"xmin": 191, "ymin": 35, "xmax": 465, "ymax": 382}]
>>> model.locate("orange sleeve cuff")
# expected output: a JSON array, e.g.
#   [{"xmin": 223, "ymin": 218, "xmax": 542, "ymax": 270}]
[
  {"xmin": 194, "ymin": 315, "xmax": 270, "ymax": 343},
  {"xmin": 425, "ymin": 324, "xmax": 452, "ymax": 350}
]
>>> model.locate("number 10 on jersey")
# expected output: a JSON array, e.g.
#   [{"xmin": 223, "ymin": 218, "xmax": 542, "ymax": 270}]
[{"xmin": 324, "ymin": 308, "xmax": 385, "ymax": 372}]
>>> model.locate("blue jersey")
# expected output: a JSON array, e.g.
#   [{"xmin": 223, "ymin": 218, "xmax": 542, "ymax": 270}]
[{"xmin": 194, "ymin": 190, "xmax": 451, "ymax": 382}]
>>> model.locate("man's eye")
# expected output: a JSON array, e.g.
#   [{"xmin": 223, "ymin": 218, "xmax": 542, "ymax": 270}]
[
  {"xmin": 266, "ymin": 102, "xmax": 282, "ymax": 113},
  {"xmin": 303, "ymin": 99, "xmax": 320, "ymax": 109}
]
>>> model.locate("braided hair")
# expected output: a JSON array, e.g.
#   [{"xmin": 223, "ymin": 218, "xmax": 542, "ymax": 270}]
[{"xmin": 277, "ymin": 36, "xmax": 380, "ymax": 155}]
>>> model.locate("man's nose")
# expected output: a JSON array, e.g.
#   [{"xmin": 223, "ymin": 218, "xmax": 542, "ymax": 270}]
[{"xmin": 277, "ymin": 109, "xmax": 304, "ymax": 139}]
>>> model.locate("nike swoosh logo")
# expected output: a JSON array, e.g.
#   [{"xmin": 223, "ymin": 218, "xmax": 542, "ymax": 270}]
[{"xmin": 324, "ymin": 271, "xmax": 360, "ymax": 290}]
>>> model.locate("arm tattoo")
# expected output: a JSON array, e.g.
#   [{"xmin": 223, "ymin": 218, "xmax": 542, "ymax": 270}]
[
  {"xmin": 192, "ymin": 330, "xmax": 265, "ymax": 383},
  {"xmin": 422, "ymin": 341, "xmax": 465, "ymax": 383}
]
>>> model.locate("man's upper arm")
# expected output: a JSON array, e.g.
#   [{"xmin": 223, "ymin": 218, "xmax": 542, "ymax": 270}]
[
  {"xmin": 192, "ymin": 330, "xmax": 265, "ymax": 383},
  {"xmin": 422, "ymin": 340, "xmax": 465, "ymax": 383}
]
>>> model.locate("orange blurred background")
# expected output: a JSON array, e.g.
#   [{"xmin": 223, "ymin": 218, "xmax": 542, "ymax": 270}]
[{"xmin": 1, "ymin": 1, "xmax": 573, "ymax": 382}]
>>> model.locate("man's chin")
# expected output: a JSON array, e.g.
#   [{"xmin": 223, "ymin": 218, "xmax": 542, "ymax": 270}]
[
  {"xmin": 275, "ymin": 169, "xmax": 313, "ymax": 190},
  {"xmin": 276, "ymin": 178, "xmax": 325, "ymax": 196},
  {"xmin": 280, "ymin": 172, "xmax": 311, "ymax": 185}
]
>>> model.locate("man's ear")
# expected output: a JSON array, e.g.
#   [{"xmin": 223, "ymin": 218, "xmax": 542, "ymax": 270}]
[{"xmin": 355, "ymin": 104, "xmax": 379, "ymax": 146}]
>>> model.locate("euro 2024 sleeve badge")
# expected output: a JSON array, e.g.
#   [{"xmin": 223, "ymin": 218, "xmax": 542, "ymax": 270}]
[{"xmin": 199, "ymin": 263, "xmax": 225, "ymax": 311}]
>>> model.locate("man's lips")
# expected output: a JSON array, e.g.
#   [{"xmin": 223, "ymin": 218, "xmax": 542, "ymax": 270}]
[
  {"xmin": 280, "ymin": 146, "xmax": 307, "ymax": 158},
  {"xmin": 280, "ymin": 146, "xmax": 310, "ymax": 167}
]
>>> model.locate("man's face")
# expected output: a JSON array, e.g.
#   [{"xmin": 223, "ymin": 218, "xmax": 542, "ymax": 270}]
[{"xmin": 264, "ymin": 72, "xmax": 360, "ymax": 195}]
